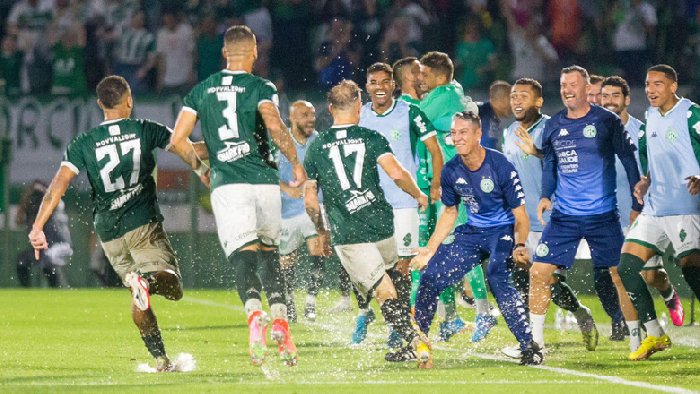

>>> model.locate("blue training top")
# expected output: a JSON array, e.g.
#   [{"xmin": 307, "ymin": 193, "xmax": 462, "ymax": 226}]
[{"xmin": 441, "ymin": 148, "xmax": 525, "ymax": 229}]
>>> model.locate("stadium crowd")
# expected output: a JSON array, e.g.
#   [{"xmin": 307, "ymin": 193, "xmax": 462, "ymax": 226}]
[{"xmin": 1, "ymin": 0, "xmax": 699, "ymax": 97}]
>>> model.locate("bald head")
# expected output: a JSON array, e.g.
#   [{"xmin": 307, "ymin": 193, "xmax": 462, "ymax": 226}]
[{"xmin": 289, "ymin": 100, "xmax": 316, "ymax": 138}]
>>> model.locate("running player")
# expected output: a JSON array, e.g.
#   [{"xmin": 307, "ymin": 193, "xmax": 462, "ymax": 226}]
[
  {"xmin": 501, "ymin": 77, "xmax": 596, "ymax": 357},
  {"xmin": 304, "ymin": 80, "xmax": 433, "ymax": 367},
  {"xmin": 530, "ymin": 65, "xmax": 642, "ymax": 352},
  {"xmin": 619, "ymin": 64, "xmax": 700, "ymax": 360},
  {"xmin": 278, "ymin": 100, "xmax": 329, "ymax": 323},
  {"xmin": 169, "ymin": 25, "xmax": 304, "ymax": 367},
  {"xmin": 601, "ymin": 75, "xmax": 685, "ymax": 353},
  {"xmin": 412, "ymin": 111, "xmax": 542, "ymax": 365},
  {"xmin": 418, "ymin": 51, "xmax": 494, "ymax": 342},
  {"xmin": 352, "ymin": 62, "xmax": 443, "ymax": 348},
  {"xmin": 29, "ymin": 76, "xmax": 187, "ymax": 372}
]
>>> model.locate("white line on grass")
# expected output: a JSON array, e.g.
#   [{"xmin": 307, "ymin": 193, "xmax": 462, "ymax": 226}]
[{"xmin": 183, "ymin": 296, "xmax": 698, "ymax": 394}]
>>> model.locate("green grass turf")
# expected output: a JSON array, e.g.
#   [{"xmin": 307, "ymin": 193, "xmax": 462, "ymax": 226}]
[{"xmin": 0, "ymin": 289, "xmax": 698, "ymax": 393}]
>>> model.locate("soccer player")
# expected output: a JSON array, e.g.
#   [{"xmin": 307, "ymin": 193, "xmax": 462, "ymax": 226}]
[
  {"xmin": 601, "ymin": 75, "xmax": 685, "ymax": 352},
  {"xmin": 353, "ymin": 62, "xmax": 443, "ymax": 348},
  {"xmin": 418, "ymin": 51, "xmax": 495, "ymax": 342},
  {"xmin": 29, "ymin": 76, "xmax": 187, "ymax": 372},
  {"xmin": 393, "ymin": 57, "xmax": 423, "ymax": 105},
  {"xmin": 412, "ymin": 111, "xmax": 542, "ymax": 366},
  {"xmin": 169, "ymin": 25, "xmax": 304, "ymax": 367},
  {"xmin": 501, "ymin": 77, "xmax": 596, "ymax": 357},
  {"xmin": 278, "ymin": 100, "xmax": 329, "ymax": 323},
  {"xmin": 477, "ymin": 80, "xmax": 512, "ymax": 151},
  {"xmin": 530, "ymin": 65, "xmax": 642, "ymax": 352},
  {"xmin": 304, "ymin": 80, "xmax": 433, "ymax": 367},
  {"xmin": 618, "ymin": 64, "xmax": 700, "ymax": 360},
  {"xmin": 587, "ymin": 74, "xmax": 604, "ymax": 105}
]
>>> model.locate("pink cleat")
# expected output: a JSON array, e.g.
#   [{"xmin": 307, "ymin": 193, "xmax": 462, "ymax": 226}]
[
  {"xmin": 665, "ymin": 290, "xmax": 684, "ymax": 326},
  {"xmin": 248, "ymin": 310, "xmax": 269, "ymax": 366},
  {"xmin": 271, "ymin": 319, "xmax": 298, "ymax": 366}
]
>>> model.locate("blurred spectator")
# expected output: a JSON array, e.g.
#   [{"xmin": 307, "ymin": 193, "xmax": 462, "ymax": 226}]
[
  {"xmin": 0, "ymin": 34, "xmax": 23, "ymax": 96},
  {"xmin": 271, "ymin": 69, "xmax": 290, "ymax": 122},
  {"xmin": 687, "ymin": 7, "xmax": 700, "ymax": 86},
  {"xmin": 243, "ymin": 2, "xmax": 273, "ymax": 78},
  {"xmin": 476, "ymin": 80, "xmax": 511, "ymax": 151},
  {"xmin": 270, "ymin": 0, "xmax": 313, "ymax": 90},
  {"xmin": 611, "ymin": 0, "xmax": 656, "ymax": 85},
  {"xmin": 546, "ymin": 0, "xmax": 583, "ymax": 65},
  {"xmin": 314, "ymin": 17, "xmax": 361, "ymax": 90},
  {"xmin": 7, "ymin": 0, "xmax": 53, "ymax": 93},
  {"xmin": 113, "ymin": 11, "xmax": 157, "ymax": 95},
  {"xmin": 379, "ymin": 16, "xmax": 420, "ymax": 64},
  {"xmin": 385, "ymin": 0, "xmax": 431, "ymax": 45},
  {"xmin": 156, "ymin": 8, "xmax": 194, "ymax": 94},
  {"xmin": 454, "ymin": 16, "xmax": 496, "ymax": 90},
  {"xmin": 49, "ymin": 25, "xmax": 87, "ymax": 95},
  {"xmin": 15, "ymin": 180, "xmax": 72, "ymax": 288},
  {"xmin": 195, "ymin": 15, "xmax": 223, "ymax": 82}
]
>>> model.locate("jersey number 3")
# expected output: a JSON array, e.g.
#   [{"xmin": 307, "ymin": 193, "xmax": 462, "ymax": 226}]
[
  {"xmin": 328, "ymin": 143, "xmax": 366, "ymax": 190},
  {"xmin": 217, "ymin": 91, "xmax": 239, "ymax": 140},
  {"xmin": 96, "ymin": 139, "xmax": 141, "ymax": 193}
]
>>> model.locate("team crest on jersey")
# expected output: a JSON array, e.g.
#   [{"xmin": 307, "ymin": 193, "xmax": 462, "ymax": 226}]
[
  {"xmin": 666, "ymin": 128, "xmax": 678, "ymax": 143},
  {"xmin": 583, "ymin": 125, "xmax": 597, "ymax": 138},
  {"xmin": 391, "ymin": 128, "xmax": 402, "ymax": 140},
  {"xmin": 442, "ymin": 234, "xmax": 455, "ymax": 245},
  {"xmin": 536, "ymin": 243, "xmax": 549, "ymax": 257},
  {"xmin": 480, "ymin": 178, "xmax": 495, "ymax": 193}
]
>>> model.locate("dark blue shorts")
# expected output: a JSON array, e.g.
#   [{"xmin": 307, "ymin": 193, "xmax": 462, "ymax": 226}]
[{"xmin": 533, "ymin": 210, "xmax": 624, "ymax": 269}]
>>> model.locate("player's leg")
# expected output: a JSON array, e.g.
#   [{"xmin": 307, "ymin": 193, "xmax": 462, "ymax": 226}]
[
  {"xmin": 256, "ymin": 184, "xmax": 297, "ymax": 366},
  {"xmin": 412, "ymin": 192, "xmax": 435, "ymax": 308},
  {"xmin": 468, "ymin": 263, "xmax": 495, "ymax": 342},
  {"xmin": 673, "ymin": 215, "xmax": 700, "ymax": 301},
  {"xmin": 279, "ymin": 215, "xmax": 306, "ymax": 323},
  {"xmin": 386, "ymin": 208, "xmax": 418, "ymax": 348},
  {"xmin": 610, "ymin": 266, "xmax": 642, "ymax": 351},
  {"xmin": 280, "ymin": 250, "xmax": 298, "ymax": 322},
  {"xmin": 330, "ymin": 266, "xmax": 353, "ymax": 313},
  {"xmin": 641, "ymin": 261, "xmax": 684, "ymax": 326},
  {"xmin": 305, "ymin": 233, "xmax": 325, "ymax": 322}
]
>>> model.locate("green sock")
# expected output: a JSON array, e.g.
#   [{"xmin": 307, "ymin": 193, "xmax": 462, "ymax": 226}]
[
  {"xmin": 467, "ymin": 265, "xmax": 488, "ymax": 300},
  {"xmin": 410, "ymin": 270, "xmax": 421, "ymax": 307},
  {"xmin": 439, "ymin": 286, "xmax": 456, "ymax": 320},
  {"xmin": 619, "ymin": 253, "xmax": 657, "ymax": 323}
]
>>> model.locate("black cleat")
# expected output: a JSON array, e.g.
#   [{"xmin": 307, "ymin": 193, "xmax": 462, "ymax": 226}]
[
  {"xmin": 610, "ymin": 321, "xmax": 625, "ymax": 341},
  {"xmin": 304, "ymin": 304, "xmax": 316, "ymax": 322},
  {"xmin": 287, "ymin": 301, "xmax": 297, "ymax": 323},
  {"xmin": 385, "ymin": 345, "xmax": 417, "ymax": 362},
  {"xmin": 520, "ymin": 341, "xmax": 544, "ymax": 365}
]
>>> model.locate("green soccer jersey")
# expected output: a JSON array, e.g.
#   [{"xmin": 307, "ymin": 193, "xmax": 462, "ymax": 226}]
[
  {"xmin": 52, "ymin": 44, "xmax": 87, "ymax": 95},
  {"xmin": 420, "ymin": 81, "xmax": 471, "ymax": 160},
  {"xmin": 183, "ymin": 70, "xmax": 279, "ymax": 190},
  {"xmin": 305, "ymin": 125, "xmax": 395, "ymax": 245},
  {"xmin": 399, "ymin": 94, "xmax": 430, "ymax": 190},
  {"xmin": 62, "ymin": 118, "xmax": 172, "ymax": 242}
]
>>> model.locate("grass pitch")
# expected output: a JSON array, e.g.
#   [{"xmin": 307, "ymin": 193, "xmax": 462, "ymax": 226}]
[{"xmin": 1, "ymin": 289, "xmax": 698, "ymax": 393}]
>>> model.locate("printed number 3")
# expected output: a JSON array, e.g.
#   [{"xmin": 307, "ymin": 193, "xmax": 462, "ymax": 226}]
[
  {"xmin": 217, "ymin": 91, "xmax": 239, "ymax": 140},
  {"xmin": 96, "ymin": 139, "xmax": 141, "ymax": 193}
]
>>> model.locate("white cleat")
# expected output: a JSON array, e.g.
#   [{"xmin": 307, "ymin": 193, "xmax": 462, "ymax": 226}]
[{"xmin": 126, "ymin": 272, "xmax": 151, "ymax": 311}]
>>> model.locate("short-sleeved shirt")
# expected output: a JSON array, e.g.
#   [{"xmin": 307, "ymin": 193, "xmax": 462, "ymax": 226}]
[
  {"xmin": 183, "ymin": 70, "xmax": 279, "ymax": 190},
  {"xmin": 278, "ymin": 131, "xmax": 319, "ymax": 219},
  {"xmin": 441, "ymin": 148, "xmax": 524, "ymax": 230},
  {"xmin": 51, "ymin": 43, "xmax": 87, "ymax": 95},
  {"xmin": 61, "ymin": 118, "xmax": 172, "ymax": 242},
  {"xmin": 359, "ymin": 99, "xmax": 436, "ymax": 209},
  {"xmin": 115, "ymin": 28, "xmax": 156, "ymax": 66},
  {"xmin": 304, "ymin": 124, "xmax": 394, "ymax": 245}
]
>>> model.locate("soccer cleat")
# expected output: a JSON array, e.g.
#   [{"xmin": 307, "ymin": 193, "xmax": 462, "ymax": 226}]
[
  {"xmin": 385, "ymin": 345, "xmax": 417, "ymax": 362},
  {"xmin": 125, "ymin": 272, "xmax": 150, "ymax": 311},
  {"xmin": 576, "ymin": 307, "xmax": 599, "ymax": 351},
  {"xmin": 366, "ymin": 308, "xmax": 376, "ymax": 324},
  {"xmin": 287, "ymin": 301, "xmax": 297, "ymax": 323},
  {"xmin": 413, "ymin": 333, "xmax": 433, "ymax": 369},
  {"xmin": 471, "ymin": 314, "xmax": 498, "ymax": 343},
  {"xmin": 610, "ymin": 321, "xmax": 626, "ymax": 341},
  {"xmin": 248, "ymin": 310, "xmax": 269, "ymax": 366},
  {"xmin": 501, "ymin": 345, "xmax": 522, "ymax": 359},
  {"xmin": 328, "ymin": 297, "xmax": 352, "ymax": 313},
  {"xmin": 351, "ymin": 315, "xmax": 370, "ymax": 344},
  {"xmin": 520, "ymin": 341, "xmax": 544, "ymax": 365},
  {"xmin": 628, "ymin": 334, "xmax": 672, "ymax": 361},
  {"xmin": 304, "ymin": 304, "xmax": 316, "ymax": 322},
  {"xmin": 665, "ymin": 291, "xmax": 685, "ymax": 326},
  {"xmin": 387, "ymin": 328, "xmax": 403, "ymax": 349},
  {"xmin": 438, "ymin": 316, "xmax": 466, "ymax": 342},
  {"xmin": 155, "ymin": 356, "xmax": 175, "ymax": 372},
  {"xmin": 271, "ymin": 318, "xmax": 298, "ymax": 366}
]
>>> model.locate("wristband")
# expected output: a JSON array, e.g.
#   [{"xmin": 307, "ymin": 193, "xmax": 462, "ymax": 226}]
[
  {"xmin": 193, "ymin": 162, "xmax": 209, "ymax": 177},
  {"xmin": 513, "ymin": 243, "xmax": 526, "ymax": 250}
]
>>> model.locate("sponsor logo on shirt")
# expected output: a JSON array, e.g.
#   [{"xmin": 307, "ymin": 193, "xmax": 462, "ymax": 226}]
[
  {"xmin": 583, "ymin": 125, "xmax": 597, "ymax": 138},
  {"xmin": 345, "ymin": 189, "xmax": 377, "ymax": 214},
  {"xmin": 559, "ymin": 128, "xmax": 569, "ymax": 137},
  {"xmin": 480, "ymin": 178, "xmax": 495, "ymax": 193},
  {"xmin": 217, "ymin": 141, "xmax": 251, "ymax": 162},
  {"xmin": 110, "ymin": 184, "xmax": 144, "ymax": 210},
  {"xmin": 456, "ymin": 177, "xmax": 467, "ymax": 185}
]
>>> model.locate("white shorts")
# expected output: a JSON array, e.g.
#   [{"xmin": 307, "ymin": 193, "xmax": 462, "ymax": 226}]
[
  {"xmin": 622, "ymin": 225, "xmax": 664, "ymax": 270},
  {"xmin": 334, "ymin": 237, "xmax": 398, "ymax": 297},
  {"xmin": 211, "ymin": 184, "xmax": 281, "ymax": 257},
  {"xmin": 280, "ymin": 213, "xmax": 318, "ymax": 256},
  {"xmin": 626, "ymin": 213, "xmax": 700, "ymax": 260},
  {"xmin": 393, "ymin": 208, "xmax": 419, "ymax": 258}
]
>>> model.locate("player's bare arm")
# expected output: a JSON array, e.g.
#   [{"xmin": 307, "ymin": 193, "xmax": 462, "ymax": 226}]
[
  {"xmin": 536, "ymin": 197, "xmax": 552, "ymax": 226},
  {"xmin": 423, "ymin": 135, "xmax": 444, "ymax": 201},
  {"xmin": 378, "ymin": 153, "xmax": 428, "ymax": 210},
  {"xmin": 192, "ymin": 141, "xmax": 209, "ymax": 160},
  {"xmin": 169, "ymin": 110, "xmax": 210, "ymax": 186},
  {"xmin": 511, "ymin": 205, "xmax": 530, "ymax": 266},
  {"xmin": 634, "ymin": 174, "xmax": 650, "ymax": 204},
  {"xmin": 260, "ymin": 101, "xmax": 307, "ymax": 186},
  {"xmin": 280, "ymin": 181, "xmax": 303, "ymax": 199},
  {"xmin": 412, "ymin": 204, "xmax": 458, "ymax": 270},
  {"xmin": 29, "ymin": 166, "xmax": 76, "ymax": 260}
]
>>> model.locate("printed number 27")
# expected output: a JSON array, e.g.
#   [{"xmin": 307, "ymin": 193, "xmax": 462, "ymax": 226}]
[{"xmin": 96, "ymin": 139, "xmax": 141, "ymax": 193}]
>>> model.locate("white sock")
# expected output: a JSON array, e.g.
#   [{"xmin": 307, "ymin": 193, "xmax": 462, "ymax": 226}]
[
  {"xmin": 358, "ymin": 308, "xmax": 368, "ymax": 317},
  {"xmin": 306, "ymin": 294, "xmax": 317, "ymax": 306},
  {"xmin": 436, "ymin": 300, "xmax": 446, "ymax": 319},
  {"xmin": 339, "ymin": 295, "xmax": 351, "ymax": 306},
  {"xmin": 244, "ymin": 299, "xmax": 263, "ymax": 317},
  {"xmin": 475, "ymin": 299, "xmax": 490, "ymax": 315},
  {"xmin": 628, "ymin": 320, "xmax": 641, "ymax": 352},
  {"xmin": 530, "ymin": 313, "xmax": 546, "ymax": 348},
  {"xmin": 270, "ymin": 303, "xmax": 287, "ymax": 321},
  {"xmin": 644, "ymin": 319, "xmax": 665, "ymax": 337}
]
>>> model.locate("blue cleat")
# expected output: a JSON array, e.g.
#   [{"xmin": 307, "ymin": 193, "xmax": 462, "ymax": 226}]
[
  {"xmin": 471, "ymin": 313, "xmax": 498, "ymax": 342},
  {"xmin": 387, "ymin": 328, "xmax": 403, "ymax": 349},
  {"xmin": 438, "ymin": 316, "xmax": 467, "ymax": 342},
  {"xmin": 352, "ymin": 315, "xmax": 370, "ymax": 344}
]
